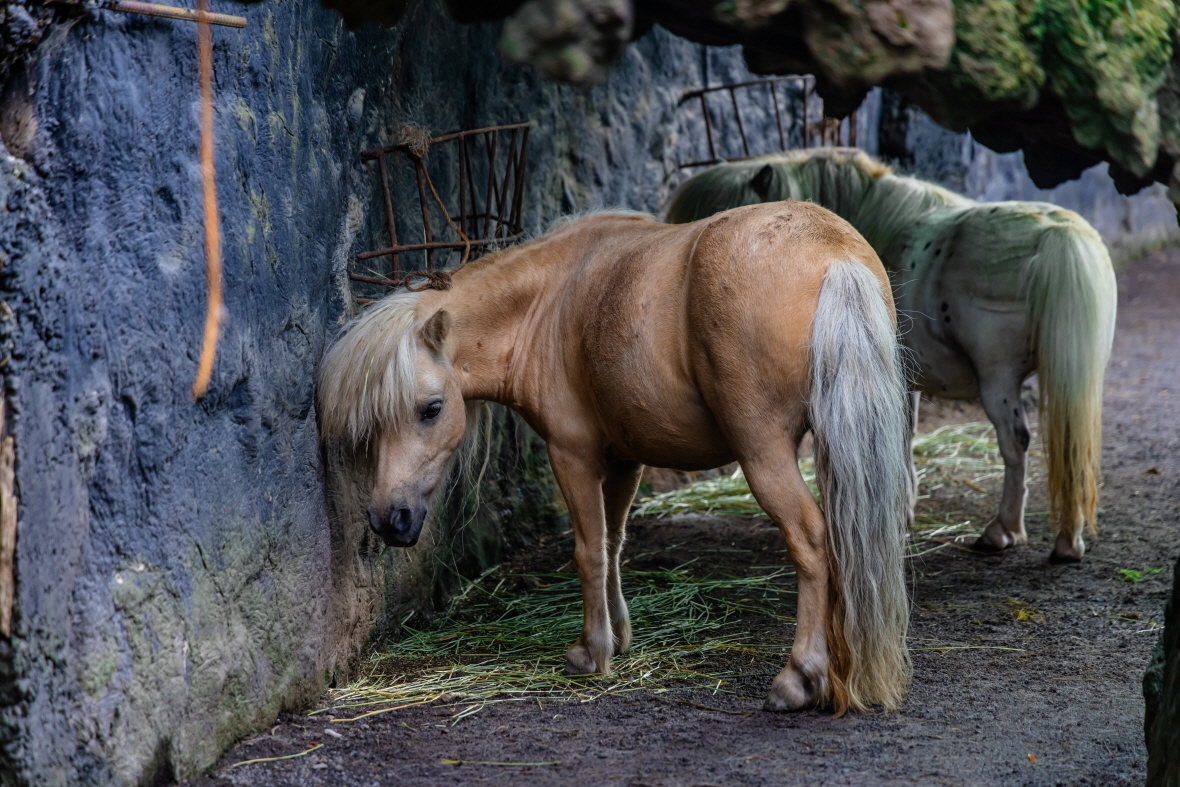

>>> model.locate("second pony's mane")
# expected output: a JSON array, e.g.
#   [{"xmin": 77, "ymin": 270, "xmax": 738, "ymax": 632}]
[{"xmin": 667, "ymin": 148, "xmax": 969, "ymax": 254}]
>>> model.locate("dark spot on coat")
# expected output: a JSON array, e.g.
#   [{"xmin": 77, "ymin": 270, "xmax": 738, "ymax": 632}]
[
  {"xmin": 941, "ymin": 302, "xmax": 949, "ymax": 312},
  {"xmin": 923, "ymin": 241, "xmax": 931, "ymax": 250},
  {"xmin": 944, "ymin": 316, "xmax": 951, "ymax": 323},
  {"xmin": 934, "ymin": 248, "xmax": 942, "ymax": 256},
  {"xmin": 1015, "ymin": 423, "xmax": 1030, "ymax": 451}
]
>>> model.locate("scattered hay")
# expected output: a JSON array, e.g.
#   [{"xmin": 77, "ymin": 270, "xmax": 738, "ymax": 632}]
[
  {"xmin": 1005, "ymin": 598, "xmax": 1044, "ymax": 623},
  {"xmin": 634, "ymin": 423, "xmax": 1012, "ymax": 553},
  {"xmin": 322, "ymin": 565, "xmax": 795, "ymax": 723},
  {"xmin": 325, "ymin": 423, "xmax": 1023, "ymax": 722}
]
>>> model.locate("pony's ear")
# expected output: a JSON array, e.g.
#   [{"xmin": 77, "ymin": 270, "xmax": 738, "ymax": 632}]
[
  {"xmin": 751, "ymin": 164, "xmax": 776, "ymax": 200},
  {"xmin": 420, "ymin": 309, "xmax": 451, "ymax": 356}
]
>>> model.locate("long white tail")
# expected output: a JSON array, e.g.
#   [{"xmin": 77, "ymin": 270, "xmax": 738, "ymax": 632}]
[
  {"xmin": 1023, "ymin": 221, "xmax": 1117, "ymax": 537},
  {"xmin": 809, "ymin": 260, "xmax": 912, "ymax": 713}
]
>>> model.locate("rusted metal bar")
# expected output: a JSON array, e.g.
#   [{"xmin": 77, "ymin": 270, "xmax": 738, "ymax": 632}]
[
  {"xmin": 458, "ymin": 140, "xmax": 468, "ymax": 243},
  {"xmin": 510, "ymin": 126, "xmax": 530, "ymax": 233},
  {"xmin": 376, "ymin": 153, "xmax": 400, "ymax": 278},
  {"xmin": 729, "ymin": 87, "xmax": 749, "ymax": 157},
  {"xmin": 464, "ymin": 135, "xmax": 480, "ymax": 239},
  {"xmin": 483, "ymin": 130, "xmax": 498, "ymax": 239},
  {"xmin": 421, "ymin": 122, "xmax": 532, "ymax": 146},
  {"xmin": 770, "ymin": 82, "xmax": 786, "ymax": 152},
  {"xmin": 493, "ymin": 129, "xmax": 517, "ymax": 236},
  {"xmin": 104, "ymin": 0, "xmax": 247, "ymax": 27},
  {"xmin": 700, "ymin": 94, "xmax": 716, "ymax": 163},
  {"xmin": 359, "ymin": 122, "xmax": 533, "ymax": 160},
  {"xmin": 356, "ymin": 232, "xmax": 526, "ymax": 260},
  {"xmin": 413, "ymin": 160, "xmax": 435, "ymax": 269},
  {"xmin": 680, "ymin": 76, "xmax": 806, "ymax": 101},
  {"xmin": 350, "ymin": 273, "xmax": 402, "ymax": 287}
]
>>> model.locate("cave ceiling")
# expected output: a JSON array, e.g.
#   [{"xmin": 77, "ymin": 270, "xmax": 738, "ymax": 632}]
[
  {"xmin": 393, "ymin": 0, "xmax": 1180, "ymax": 199},
  {"xmin": 3, "ymin": 0, "xmax": 1179, "ymax": 198}
]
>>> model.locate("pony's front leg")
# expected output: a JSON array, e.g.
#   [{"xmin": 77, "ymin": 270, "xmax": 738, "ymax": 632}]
[
  {"xmin": 547, "ymin": 446, "xmax": 614, "ymax": 675},
  {"xmin": 603, "ymin": 461, "xmax": 643, "ymax": 654},
  {"xmin": 975, "ymin": 379, "xmax": 1031, "ymax": 553}
]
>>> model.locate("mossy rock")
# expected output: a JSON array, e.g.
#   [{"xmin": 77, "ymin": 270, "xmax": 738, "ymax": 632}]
[
  {"xmin": 1145, "ymin": 554, "xmax": 1180, "ymax": 787},
  {"xmin": 922, "ymin": 0, "xmax": 1174, "ymax": 176}
]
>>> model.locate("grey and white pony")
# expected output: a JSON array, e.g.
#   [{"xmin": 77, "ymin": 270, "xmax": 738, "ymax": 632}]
[{"xmin": 667, "ymin": 148, "xmax": 1117, "ymax": 562}]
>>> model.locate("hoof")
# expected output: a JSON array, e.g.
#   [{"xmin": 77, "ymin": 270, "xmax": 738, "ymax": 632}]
[
  {"xmin": 764, "ymin": 660, "xmax": 827, "ymax": 712},
  {"xmin": 970, "ymin": 537, "xmax": 1006, "ymax": 554},
  {"xmin": 564, "ymin": 641, "xmax": 610, "ymax": 675},
  {"xmin": 1049, "ymin": 533, "xmax": 1085, "ymax": 563},
  {"xmin": 974, "ymin": 520, "xmax": 1027, "ymax": 553}
]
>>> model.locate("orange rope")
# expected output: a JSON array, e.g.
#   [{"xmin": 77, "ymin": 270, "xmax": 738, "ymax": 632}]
[{"xmin": 191, "ymin": 0, "xmax": 222, "ymax": 399}]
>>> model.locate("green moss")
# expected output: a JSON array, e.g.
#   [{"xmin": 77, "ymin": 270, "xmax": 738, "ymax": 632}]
[
  {"xmin": 941, "ymin": 0, "xmax": 1044, "ymax": 111},
  {"xmin": 1040, "ymin": 0, "xmax": 1174, "ymax": 175},
  {"xmin": 922, "ymin": 0, "xmax": 1174, "ymax": 174}
]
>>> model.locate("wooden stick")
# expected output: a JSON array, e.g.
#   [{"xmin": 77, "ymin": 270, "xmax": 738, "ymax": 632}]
[
  {"xmin": 190, "ymin": 0, "xmax": 222, "ymax": 398},
  {"xmin": 110, "ymin": 0, "xmax": 247, "ymax": 28}
]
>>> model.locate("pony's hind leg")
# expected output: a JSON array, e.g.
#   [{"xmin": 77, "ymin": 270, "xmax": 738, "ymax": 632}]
[
  {"xmin": 906, "ymin": 391, "xmax": 921, "ymax": 528},
  {"xmin": 603, "ymin": 461, "xmax": 643, "ymax": 655},
  {"xmin": 974, "ymin": 377, "xmax": 1031, "ymax": 553},
  {"xmin": 742, "ymin": 448, "xmax": 832, "ymax": 711},
  {"xmin": 547, "ymin": 446, "xmax": 614, "ymax": 675}
]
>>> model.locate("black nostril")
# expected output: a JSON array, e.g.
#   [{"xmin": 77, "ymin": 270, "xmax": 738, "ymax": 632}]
[
  {"xmin": 367, "ymin": 506, "xmax": 381, "ymax": 534},
  {"xmin": 392, "ymin": 507, "xmax": 413, "ymax": 533}
]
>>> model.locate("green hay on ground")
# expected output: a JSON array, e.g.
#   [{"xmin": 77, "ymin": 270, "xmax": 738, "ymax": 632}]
[{"xmin": 324, "ymin": 565, "xmax": 795, "ymax": 722}]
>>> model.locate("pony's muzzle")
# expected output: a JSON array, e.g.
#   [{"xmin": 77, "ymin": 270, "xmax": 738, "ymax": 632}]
[{"xmin": 368, "ymin": 503, "xmax": 425, "ymax": 547}]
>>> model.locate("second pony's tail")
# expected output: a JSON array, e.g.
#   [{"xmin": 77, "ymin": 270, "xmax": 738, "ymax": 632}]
[
  {"xmin": 809, "ymin": 260, "xmax": 912, "ymax": 713},
  {"xmin": 1022, "ymin": 217, "xmax": 1117, "ymax": 538}
]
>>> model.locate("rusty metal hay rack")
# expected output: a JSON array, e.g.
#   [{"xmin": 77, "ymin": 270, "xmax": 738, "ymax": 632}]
[
  {"xmin": 352, "ymin": 121, "xmax": 532, "ymax": 295},
  {"xmin": 679, "ymin": 76, "xmax": 858, "ymax": 169}
]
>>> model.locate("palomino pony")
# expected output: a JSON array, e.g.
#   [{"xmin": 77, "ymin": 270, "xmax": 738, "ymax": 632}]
[
  {"xmin": 667, "ymin": 149, "xmax": 1118, "ymax": 562},
  {"xmin": 317, "ymin": 206, "xmax": 913, "ymax": 713}
]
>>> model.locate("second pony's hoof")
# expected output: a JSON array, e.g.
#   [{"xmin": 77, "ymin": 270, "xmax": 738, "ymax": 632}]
[
  {"xmin": 971, "ymin": 537, "xmax": 1006, "ymax": 554},
  {"xmin": 1049, "ymin": 536, "xmax": 1085, "ymax": 563},
  {"xmin": 973, "ymin": 520, "xmax": 1028, "ymax": 553}
]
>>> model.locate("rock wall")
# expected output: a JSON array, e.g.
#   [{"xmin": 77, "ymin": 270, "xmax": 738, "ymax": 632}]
[
  {"xmin": 0, "ymin": 3, "xmax": 761, "ymax": 784},
  {"xmin": 1145, "ymin": 555, "xmax": 1180, "ymax": 787},
  {"xmin": 2, "ymin": 1, "xmax": 1177, "ymax": 782}
]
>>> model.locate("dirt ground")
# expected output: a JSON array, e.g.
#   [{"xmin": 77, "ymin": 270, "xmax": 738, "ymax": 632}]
[{"xmin": 186, "ymin": 249, "xmax": 1180, "ymax": 787}]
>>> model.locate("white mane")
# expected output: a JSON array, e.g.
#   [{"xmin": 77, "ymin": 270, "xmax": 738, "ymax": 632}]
[{"xmin": 317, "ymin": 290, "xmax": 424, "ymax": 444}]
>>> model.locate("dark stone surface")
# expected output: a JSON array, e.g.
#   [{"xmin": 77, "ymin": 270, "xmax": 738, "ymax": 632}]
[
  {"xmin": 0, "ymin": 1, "xmax": 769, "ymax": 782},
  {"xmin": 1145, "ymin": 554, "xmax": 1180, "ymax": 787}
]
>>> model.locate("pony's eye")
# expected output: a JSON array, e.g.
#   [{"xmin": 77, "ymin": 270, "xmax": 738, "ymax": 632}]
[{"xmin": 421, "ymin": 400, "xmax": 443, "ymax": 422}]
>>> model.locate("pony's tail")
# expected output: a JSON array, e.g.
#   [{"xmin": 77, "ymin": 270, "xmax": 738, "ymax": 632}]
[
  {"xmin": 809, "ymin": 260, "xmax": 912, "ymax": 713},
  {"xmin": 1023, "ymin": 222, "xmax": 1117, "ymax": 537}
]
